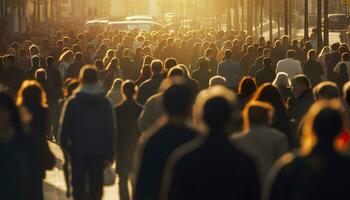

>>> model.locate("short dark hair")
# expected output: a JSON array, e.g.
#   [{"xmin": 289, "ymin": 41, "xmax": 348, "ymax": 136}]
[
  {"xmin": 292, "ymin": 74, "xmax": 311, "ymax": 89},
  {"xmin": 80, "ymin": 65, "xmax": 98, "ymax": 84},
  {"xmin": 163, "ymin": 83, "xmax": 194, "ymax": 116},
  {"xmin": 313, "ymin": 81, "xmax": 340, "ymax": 100},
  {"xmin": 122, "ymin": 80, "xmax": 136, "ymax": 99},
  {"xmin": 243, "ymin": 101, "xmax": 274, "ymax": 129},
  {"xmin": 203, "ymin": 96, "xmax": 231, "ymax": 128},
  {"xmin": 46, "ymin": 56, "xmax": 55, "ymax": 66},
  {"xmin": 151, "ymin": 60, "xmax": 163, "ymax": 75},
  {"xmin": 5, "ymin": 54, "xmax": 15, "ymax": 64},
  {"xmin": 342, "ymin": 52, "xmax": 350, "ymax": 61},
  {"xmin": 286, "ymin": 50, "xmax": 296, "ymax": 58},
  {"xmin": 205, "ymin": 48, "xmax": 213, "ymax": 57},
  {"xmin": 263, "ymin": 57, "xmax": 271, "ymax": 68},
  {"xmin": 164, "ymin": 58, "xmax": 178, "ymax": 70},
  {"xmin": 224, "ymin": 49, "xmax": 232, "ymax": 59},
  {"xmin": 167, "ymin": 66, "xmax": 184, "ymax": 78},
  {"xmin": 75, "ymin": 52, "xmax": 84, "ymax": 61}
]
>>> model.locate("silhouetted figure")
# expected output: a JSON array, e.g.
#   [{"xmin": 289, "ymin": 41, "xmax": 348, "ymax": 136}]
[
  {"xmin": 250, "ymin": 48, "xmax": 271, "ymax": 77},
  {"xmin": 45, "ymin": 56, "xmax": 63, "ymax": 99},
  {"xmin": 256, "ymin": 57, "xmax": 275, "ymax": 86},
  {"xmin": 137, "ymin": 60, "xmax": 164, "ymax": 105},
  {"xmin": 161, "ymin": 86, "xmax": 260, "ymax": 200},
  {"xmin": 134, "ymin": 80, "xmax": 198, "ymax": 200},
  {"xmin": 0, "ymin": 54, "xmax": 26, "ymax": 93},
  {"xmin": 17, "ymin": 80, "xmax": 55, "ymax": 200},
  {"xmin": 252, "ymin": 84, "xmax": 293, "ymax": 148},
  {"xmin": 27, "ymin": 55, "xmax": 42, "ymax": 80},
  {"xmin": 192, "ymin": 58, "xmax": 214, "ymax": 91},
  {"xmin": 163, "ymin": 58, "xmax": 178, "ymax": 77},
  {"xmin": 325, "ymin": 43, "xmax": 341, "ymax": 82},
  {"xmin": 120, "ymin": 49, "xmax": 136, "ymax": 80},
  {"xmin": 276, "ymin": 50, "xmax": 303, "ymax": 79},
  {"xmin": 237, "ymin": 77, "xmax": 257, "ymax": 110},
  {"xmin": 217, "ymin": 49, "xmax": 242, "ymax": 89},
  {"xmin": 0, "ymin": 92, "xmax": 29, "ymax": 199},
  {"xmin": 264, "ymin": 101, "xmax": 350, "ymax": 200},
  {"xmin": 115, "ymin": 80, "xmax": 142, "ymax": 200},
  {"xmin": 66, "ymin": 52, "xmax": 84, "ymax": 79},
  {"xmin": 303, "ymin": 49, "xmax": 324, "ymax": 87},
  {"xmin": 103, "ymin": 58, "xmax": 123, "ymax": 91},
  {"xmin": 135, "ymin": 64, "xmax": 152, "ymax": 86},
  {"xmin": 60, "ymin": 66, "xmax": 116, "ymax": 200},
  {"xmin": 232, "ymin": 101, "xmax": 287, "ymax": 183},
  {"xmin": 240, "ymin": 46, "xmax": 257, "ymax": 75},
  {"xmin": 313, "ymin": 81, "xmax": 340, "ymax": 101}
]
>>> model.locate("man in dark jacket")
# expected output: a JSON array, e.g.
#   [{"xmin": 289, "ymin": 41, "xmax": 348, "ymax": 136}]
[
  {"xmin": 115, "ymin": 80, "xmax": 142, "ymax": 200},
  {"xmin": 134, "ymin": 80, "xmax": 198, "ymax": 200},
  {"xmin": 217, "ymin": 49, "xmax": 242, "ymax": 89},
  {"xmin": 26, "ymin": 55, "xmax": 42, "ymax": 80},
  {"xmin": 192, "ymin": 59, "xmax": 214, "ymax": 91},
  {"xmin": 60, "ymin": 66, "xmax": 116, "ymax": 200},
  {"xmin": 137, "ymin": 60, "xmax": 164, "ymax": 105},
  {"xmin": 66, "ymin": 52, "xmax": 84, "ymax": 79},
  {"xmin": 256, "ymin": 57, "xmax": 276, "ymax": 86},
  {"xmin": 0, "ymin": 54, "xmax": 26, "ymax": 93},
  {"xmin": 240, "ymin": 45, "xmax": 257, "ymax": 75},
  {"xmin": 120, "ymin": 49, "xmax": 136, "ymax": 80},
  {"xmin": 288, "ymin": 75, "xmax": 314, "ymax": 131},
  {"xmin": 161, "ymin": 87, "xmax": 260, "ymax": 200},
  {"xmin": 303, "ymin": 49, "xmax": 324, "ymax": 87}
]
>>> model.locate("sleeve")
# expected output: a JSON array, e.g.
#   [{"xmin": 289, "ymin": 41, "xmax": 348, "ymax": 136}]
[{"xmin": 59, "ymin": 99, "xmax": 74, "ymax": 151}]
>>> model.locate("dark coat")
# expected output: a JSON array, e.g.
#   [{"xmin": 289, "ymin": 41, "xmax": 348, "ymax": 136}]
[
  {"xmin": 0, "ymin": 64, "xmax": 26, "ymax": 92},
  {"xmin": 66, "ymin": 61, "xmax": 84, "ymax": 79},
  {"xmin": 192, "ymin": 68, "xmax": 214, "ymax": 91},
  {"xmin": 240, "ymin": 52, "xmax": 257, "ymax": 75},
  {"xmin": 60, "ymin": 86, "xmax": 116, "ymax": 160},
  {"xmin": 255, "ymin": 67, "xmax": 275, "ymax": 86},
  {"xmin": 265, "ymin": 147, "xmax": 350, "ymax": 200},
  {"xmin": 134, "ymin": 122, "xmax": 197, "ymax": 200},
  {"xmin": 137, "ymin": 75, "xmax": 164, "ymax": 105},
  {"xmin": 303, "ymin": 59, "xmax": 324, "ymax": 87},
  {"xmin": 120, "ymin": 56, "xmax": 136, "ymax": 80},
  {"xmin": 115, "ymin": 99, "xmax": 142, "ymax": 174},
  {"xmin": 325, "ymin": 52, "xmax": 341, "ymax": 82},
  {"xmin": 163, "ymin": 133, "xmax": 260, "ymax": 200},
  {"xmin": 288, "ymin": 89, "xmax": 314, "ymax": 129}
]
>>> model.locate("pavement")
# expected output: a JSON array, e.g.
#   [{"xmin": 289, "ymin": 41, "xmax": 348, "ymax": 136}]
[{"xmin": 44, "ymin": 142, "xmax": 123, "ymax": 200}]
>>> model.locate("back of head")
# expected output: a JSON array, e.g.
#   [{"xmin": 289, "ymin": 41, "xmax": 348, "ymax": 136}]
[
  {"xmin": 307, "ymin": 49, "xmax": 316, "ymax": 59},
  {"xmin": 286, "ymin": 50, "xmax": 296, "ymax": 58},
  {"xmin": 263, "ymin": 57, "xmax": 271, "ymax": 68},
  {"xmin": 313, "ymin": 81, "xmax": 340, "ymax": 100},
  {"xmin": 163, "ymin": 82, "xmax": 194, "ymax": 117},
  {"xmin": 75, "ymin": 52, "xmax": 83, "ymax": 61},
  {"xmin": 167, "ymin": 67, "xmax": 184, "ymax": 78},
  {"xmin": 273, "ymin": 72, "xmax": 291, "ymax": 87},
  {"xmin": 122, "ymin": 80, "xmax": 137, "ymax": 99},
  {"xmin": 79, "ymin": 65, "xmax": 98, "ymax": 84},
  {"xmin": 35, "ymin": 68, "xmax": 47, "ymax": 81},
  {"xmin": 243, "ymin": 101, "xmax": 274, "ymax": 131},
  {"xmin": 203, "ymin": 96, "xmax": 231, "ymax": 129},
  {"xmin": 164, "ymin": 58, "xmax": 178, "ymax": 70},
  {"xmin": 238, "ymin": 76, "xmax": 257, "ymax": 97},
  {"xmin": 151, "ymin": 60, "xmax": 163, "ymax": 75},
  {"xmin": 17, "ymin": 80, "xmax": 47, "ymax": 108},
  {"xmin": 46, "ymin": 56, "xmax": 55, "ymax": 67},
  {"xmin": 224, "ymin": 49, "xmax": 232, "ymax": 59},
  {"xmin": 209, "ymin": 76, "xmax": 227, "ymax": 87},
  {"xmin": 292, "ymin": 74, "xmax": 311, "ymax": 89},
  {"xmin": 342, "ymin": 52, "xmax": 350, "ymax": 61}
]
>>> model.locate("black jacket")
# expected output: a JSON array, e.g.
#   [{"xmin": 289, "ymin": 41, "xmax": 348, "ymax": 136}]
[
  {"xmin": 137, "ymin": 75, "xmax": 164, "ymax": 105},
  {"xmin": 60, "ymin": 85, "xmax": 116, "ymax": 160}
]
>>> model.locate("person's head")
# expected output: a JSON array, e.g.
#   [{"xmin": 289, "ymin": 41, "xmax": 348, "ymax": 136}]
[
  {"xmin": 79, "ymin": 65, "xmax": 99, "ymax": 85},
  {"xmin": 29, "ymin": 44, "xmax": 40, "ymax": 56},
  {"xmin": 262, "ymin": 48, "xmax": 271, "ymax": 57},
  {"xmin": 94, "ymin": 59, "xmax": 104, "ymax": 70},
  {"xmin": 3, "ymin": 54, "xmax": 15, "ymax": 67},
  {"xmin": 35, "ymin": 68, "xmax": 47, "ymax": 81},
  {"xmin": 263, "ymin": 57, "xmax": 271, "ymax": 68},
  {"xmin": 209, "ymin": 76, "xmax": 227, "ymax": 87},
  {"xmin": 110, "ymin": 78, "xmax": 123, "ymax": 92},
  {"xmin": 205, "ymin": 48, "xmax": 213, "ymax": 57},
  {"xmin": 286, "ymin": 50, "xmax": 296, "ymax": 59},
  {"xmin": 307, "ymin": 49, "xmax": 317, "ymax": 60},
  {"xmin": 31, "ymin": 55, "xmax": 41, "ymax": 68},
  {"xmin": 177, "ymin": 64, "xmax": 191, "ymax": 79},
  {"xmin": 243, "ymin": 100, "xmax": 274, "ymax": 131},
  {"xmin": 247, "ymin": 45, "xmax": 255, "ymax": 54},
  {"xmin": 122, "ymin": 48, "xmax": 130, "ymax": 57},
  {"xmin": 66, "ymin": 79, "xmax": 80, "ymax": 97},
  {"xmin": 141, "ymin": 64, "xmax": 151, "ymax": 77},
  {"xmin": 319, "ymin": 46, "xmax": 330, "ymax": 56},
  {"xmin": 0, "ymin": 92, "xmax": 23, "ymax": 141},
  {"xmin": 342, "ymin": 52, "xmax": 350, "ymax": 61},
  {"xmin": 292, "ymin": 75, "xmax": 311, "ymax": 97},
  {"xmin": 313, "ymin": 81, "xmax": 340, "ymax": 101},
  {"xmin": 150, "ymin": 60, "xmax": 163, "ymax": 76},
  {"xmin": 163, "ymin": 81, "xmax": 195, "ymax": 119},
  {"xmin": 238, "ymin": 76, "xmax": 257, "ymax": 98},
  {"xmin": 273, "ymin": 72, "xmax": 291, "ymax": 87},
  {"xmin": 331, "ymin": 42, "xmax": 340, "ymax": 51},
  {"xmin": 224, "ymin": 49, "xmax": 232, "ymax": 59},
  {"xmin": 122, "ymin": 80, "xmax": 137, "ymax": 100},
  {"xmin": 252, "ymin": 83, "xmax": 285, "ymax": 116},
  {"xmin": 46, "ymin": 56, "xmax": 55, "ymax": 67},
  {"xmin": 194, "ymin": 86, "xmax": 237, "ymax": 131},
  {"xmin": 164, "ymin": 58, "xmax": 178, "ymax": 71},
  {"xmin": 17, "ymin": 80, "xmax": 47, "ymax": 108},
  {"xmin": 106, "ymin": 58, "xmax": 119, "ymax": 71},
  {"xmin": 59, "ymin": 50, "xmax": 74, "ymax": 62},
  {"xmin": 301, "ymin": 100, "xmax": 344, "ymax": 154},
  {"xmin": 143, "ymin": 55, "xmax": 153, "ymax": 66},
  {"xmin": 343, "ymin": 82, "xmax": 350, "ymax": 106},
  {"xmin": 74, "ymin": 52, "xmax": 83, "ymax": 62}
]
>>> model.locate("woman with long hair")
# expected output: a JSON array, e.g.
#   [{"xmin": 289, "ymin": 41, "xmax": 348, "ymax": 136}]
[
  {"xmin": 252, "ymin": 83, "xmax": 293, "ymax": 148},
  {"xmin": 17, "ymin": 80, "xmax": 55, "ymax": 200},
  {"xmin": 103, "ymin": 58, "xmax": 123, "ymax": 91},
  {"xmin": 58, "ymin": 50, "xmax": 74, "ymax": 81},
  {"xmin": 237, "ymin": 76, "xmax": 257, "ymax": 110}
]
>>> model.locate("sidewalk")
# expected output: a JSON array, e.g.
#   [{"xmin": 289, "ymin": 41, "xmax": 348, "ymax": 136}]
[{"xmin": 44, "ymin": 142, "xmax": 121, "ymax": 200}]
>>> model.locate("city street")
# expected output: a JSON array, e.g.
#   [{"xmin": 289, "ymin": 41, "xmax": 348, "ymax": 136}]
[{"xmin": 44, "ymin": 142, "xmax": 121, "ymax": 200}]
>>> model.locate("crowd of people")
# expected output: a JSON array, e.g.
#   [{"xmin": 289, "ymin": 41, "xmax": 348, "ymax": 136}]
[{"xmin": 1, "ymin": 21, "xmax": 350, "ymax": 200}]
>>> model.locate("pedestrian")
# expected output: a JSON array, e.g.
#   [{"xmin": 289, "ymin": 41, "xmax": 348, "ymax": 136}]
[
  {"xmin": 161, "ymin": 86, "xmax": 260, "ymax": 200},
  {"xmin": 60, "ymin": 66, "xmax": 116, "ymax": 200},
  {"xmin": 217, "ymin": 49, "xmax": 242, "ymax": 89},
  {"xmin": 276, "ymin": 50, "xmax": 303, "ymax": 79},
  {"xmin": 106, "ymin": 78, "xmax": 123, "ymax": 106},
  {"xmin": 263, "ymin": 100, "xmax": 350, "ymax": 200},
  {"xmin": 66, "ymin": 52, "xmax": 85, "ymax": 79},
  {"xmin": 0, "ymin": 54, "xmax": 26, "ymax": 94},
  {"xmin": 134, "ymin": 80, "xmax": 198, "ymax": 200},
  {"xmin": 255, "ymin": 57, "xmax": 276, "ymax": 86},
  {"xmin": 303, "ymin": 49, "xmax": 325, "ymax": 87},
  {"xmin": 272, "ymin": 72, "xmax": 293, "ymax": 102},
  {"xmin": 115, "ymin": 80, "xmax": 143, "ymax": 200},
  {"xmin": 192, "ymin": 58, "xmax": 214, "ymax": 91}
]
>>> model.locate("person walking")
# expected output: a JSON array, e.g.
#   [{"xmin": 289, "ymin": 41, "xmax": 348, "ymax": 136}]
[{"xmin": 60, "ymin": 66, "xmax": 116, "ymax": 200}]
